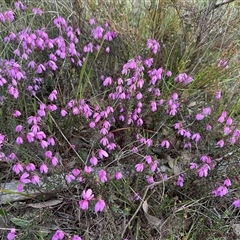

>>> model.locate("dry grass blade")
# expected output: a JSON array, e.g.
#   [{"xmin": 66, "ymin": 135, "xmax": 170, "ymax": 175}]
[
  {"xmin": 27, "ymin": 199, "xmax": 63, "ymax": 208},
  {"xmin": 142, "ymin": 200, "xmax": 162, "ymax": 227}
]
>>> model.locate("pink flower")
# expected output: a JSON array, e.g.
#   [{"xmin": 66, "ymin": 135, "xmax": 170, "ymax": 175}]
[
  {"xmin": 15, "ymin": 1, "xmax": 27, "ymax": 11},
  {"xmin": 217, "ymin": 139, "xmax": 224, "ymax": 148},
  {"xmin": 92, "ymin": 26, "xmax": 104, "ymax": 39},
  {"xmin": 212, "ymin": 185, "xmax": 228, "ymax": 197},
  {"xmin": 13, "ymin": 110, "xmax": 21, "ymax": 117},
  {"xmin": 82, "ymin": 189, "xmax": 94, "ymax": 200},
  {"xmin": 35, "ymin": 131, "xmax": 46, "ymax": 140},
  {"xmin": 176, "ymin": 174, "xmax": 184, "ymax": 187},
  {"xmin": 174, "ymin": 122, "xmax": 181, "ymax": 129},
  {"xmin": 0, "ymin": 152, "xmax": 5, "ymax": 160},
  {"xmin": 100, "ymin": 137, "xmax": 109, "ymax": 146},
  {"xmin": 103, "ymin": 76, "xmax": 112, "ymax": 86},
  {"xmin": 178, "ymin": 128, "xmax": 186, "ymax": 136},
  {"xmin": 89, "ymin": 18, "xmax": 95, "ymax": 25},
  {"xmin": 38, "ymin": 108, "xmax": 46, "ymax": 117},
  {"xmin": 192, "ymin": 133, "xmax": 201, "ymax": 142},
  {"xmin": 100, "ymin": 127, "xmax": 108, "ymax": 135},
  {"xmin": 203, "ymin": 107, "xmax": 211, "ymax": 115},
  {"xmin": 132, "ymin": 147, "xmax": 138, "ymax": 153},
  {"xmin": 51, "ymin": 156, "xmax": 58, "ymax": 166},
  {"xmin": 137, "ymin": 79, "xmax": 144, "ymax": 88},
  {"xmin": 9, "ymin": 153, "xmax": 16, "ymax": 160},
  {"xmin": 196, "ymin": 113, "xmax": 204, "ymax": 121},
  {"xmin": 115, "ymin": 172, "xmax": 123, "ymax": 180},
  {"xmin": 48, "ymin": 104, "xmax": 57, "ymax": 111},
  {"xmin": 132, "ymin": 192, "xmax": 140, "ymax": 201},
  {"xmin": 135, "ymin": 163, "xmax": 144, "ymax": 172},
  {"xmin": 233, "ymin": 129, "xmax": 240, "ymax": 137},
  {"xmin": 198, "ymin": 164, "xmax": 210, "ymax": 177},
  {"xmin": 83, "ymin": 43, "xmax": 93, "ymax": 53},
  {"xmin": 150, "ymin": 101, "xmax": 157, "ymax": 112},
  {"xmin": 72, "ymin": 107, "xmax": 79, "ymax": 115},
  {"xmin": 36, "ymin": 64, "xmax": 46, "ymax": 73},
  {"xmin": 200, "ymin": 155, "xmax": 211, "ymax": 163},
  {"xmin": 98, "ymin": 169, "xmax": 107, "ymax": 183},
  {"xmin": 72, "ymin": 168, "xmax": 80, "ymax": 176},
  {"xmin": 215, "ymin": 91, "xmax": 221, "ymax": 99},
  {"xmin": 184, "ymin": 130, "xmax": 191, "ymax": 139},
  {"xmin": 45, "ymin": 150, "xmax": 52, "ymax": 158},
  {"xmin": 218, "ymin": 111, "xmax": 227, "ymax": 123},
  {"xmin": 28, "ymin": 115, "xmax": 41, "ymax": 125},
  {"xmin": 17, "ymin": 184, "xmax": 24, "ymax": 192},
  {"xmin": 48, "ymin": 89, "xmax": 57, "ymax": 101},
  {"xmin": 137, "ymin": 118, "xmax": 143, "ymax": 126},
  {"xmin": 26, "ymin": 163, "xmax": 35, "ymax": 171},
  {"xmin": 79, "ymin": 189, "xmax": 94, "ymax": 210},
  {"xmin": 104, "ymin": 31, "xmax": 116, "ymax": 41},
  {"xmin": 72, "ymin": 235, "xmax": 82, "ymax": 240},
  {"xmin": 107, "ymin": 142, "xmax": 116, "ymax": 150},
  {"xmin": 66, "ymin": 174, "xmax": 75, "ymax": 183},
  {"xmin": 79, "ymin": 199, "xmax": 89, "ymax": 210},
  {"xmin": 119, "ymin": 115, "xmax": 124, "ymax": 121},
  {"xmin": 145, "ymin": 139, "xmax": 153, "ymax": 147},
  {"xmin": 90, "ymin": 156, "xmax": 98, "ymax": 166},
  {"xmin": 166, "ymin": 70, "xmax": 172, "ymax": 77},
  {"xmin": 48, "ymin": 137, "xmax": 55, "ymax": 146},
  {"xmin": 7, "ymin": 228, "xmax": 16, "ymax": 240},
  {"xmin": 16, "ymin": 136, "xmax": 23, "ymax": 145},
  {"xmin": 32, "ymin": 8, "xmax": 43, "ymax": 16},
  {"xmin": 4, "ymin": 10, "xmax": 14, "ymax": 21},
  {"xmin": 172, "ymin": 92, "xmax": 178, "ymax": 100},
  {"xmin": 174, "ymin": 73, "xmax": 193, "ymax": 85},
  {"xmin": 161, "ymin": 140, "xmax": 170, "ymax": 149},
  {"xmin": 15, "ymin": 125, "xmax": 23, "ymax": 132},
  {"xmin": 20, "ymin": 172, "xmax": 31, "ymax": 184},
  {"xmin": 13, "ymin": 163, "xmax": 24, "ymax": 174},
  {"xmin": 226, "ymin": 118, "xmax": 233, "ymax": 126},
  {"xmin": 40, "ymin": 163, "xmax": 48, "ymax": 174},
  {"xmin": 230, "ymin": 136, "xmax": 236, "ymax": 145},
  {"xmin": 61, "ymin": 109, "xmax": 68, "ymax": 117},
  {"xmin": 98, "ymin": 149, "xmax": 109, "ymax": 159},
  {"xmin": 224, "ymin": 126, "xmax": 231, "ymax": 135},
  {"xmin": 145, "ymin": 155, "xmax": 152, "ymax": 164},
  {"xmin": 206, "ymin": 124, "xmax": 212, "ymax": 131},
  {"xmin": 217, "ymin": 59, "xmax": 228, "ymax": 69},
  {"xmin": 52, "ymin": 230, "xmax": 64, "ymax": 240},
  {"xmin": 150, "ymin": 160, "xmax": 158, "ymax": 172},
  {"xmin": 146, "ymin": 175, "xmax": 154, "ymax": 185},
  {"xmin": 233, "ymin": 199, "xmax": 240, "ymax": 207},
  {"xmin": 224, "ymin": 178, "xmax": 231, "ymax": 187},
  {"xmin": 31, "ymin": 125, "xmax": 40, "ymax": 134},
  {"xmin": 190, "ymin": 162, "xmax": 198, "ymax": 169},
  {"xmin": 89, "ymin": 122, "xmax": 96, "ymax": 128},
  {"xmin": 147, "ymin": 39, "xmax": 160, "ymax": 54},
  {"xmin": 136, "ymin": 92, "xmax": 142, "ymax": 100},
  {"xmin": 31, "ymin": 175, "xmax": 40, "ymax": 184},
  {"xmin": 48, "ymin": 60, "xmax": 57, "ymax": 70},
  {"xmin": 94, "ymin": 199, "xmax": 106, "ymax": 213},
  {"xmin": 84, "ymin": 166, "xmax": 92, "ymax": 173},
  {"xmin": 26, "ymin": 132, "xmax": 35, "ymax": 142},
  {"xmin": 184, "ymin": 141, "xmax": 191, "ymax": 148},
  {"xmin": 218, "ymin": 116, "xmax": 225, "ymax": 123}
]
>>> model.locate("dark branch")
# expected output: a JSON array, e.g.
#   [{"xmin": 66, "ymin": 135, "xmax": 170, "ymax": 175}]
[{"xmin": 213, "ymin": 0, "xmax": 236, "ymax": 9}]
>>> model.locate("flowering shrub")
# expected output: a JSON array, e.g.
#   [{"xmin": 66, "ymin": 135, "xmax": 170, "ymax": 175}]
[{"xmin": 0, "ymin": 0, "xmax": 240, "ymax": 239}]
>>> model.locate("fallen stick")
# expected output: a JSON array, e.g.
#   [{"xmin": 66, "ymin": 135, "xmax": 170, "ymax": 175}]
[{"xmin": 0, "ymin": 174, "xmax": 67, "ymax": 204}]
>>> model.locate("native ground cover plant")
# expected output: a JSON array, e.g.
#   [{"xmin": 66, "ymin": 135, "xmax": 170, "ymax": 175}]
[{"xmin": 0, "ymin": 0, "xmax": 240, "ymax": 239}]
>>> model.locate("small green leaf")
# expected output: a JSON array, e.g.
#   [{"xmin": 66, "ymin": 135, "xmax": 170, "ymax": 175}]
[
  {"xmin": 0, "ymin": 208, "xmax": 7, "ymax": 217},
  {"xmin": 10, "ymin": 217, "xmax": 30, "ymax": 227}
]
